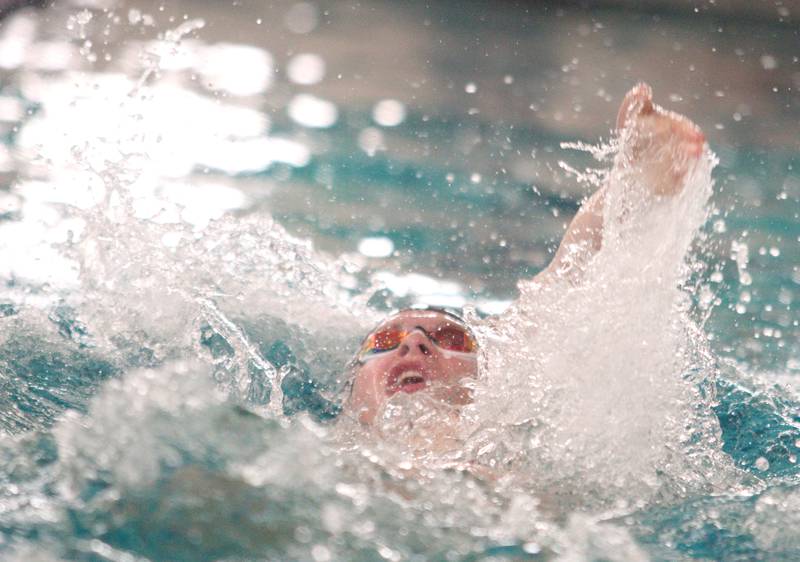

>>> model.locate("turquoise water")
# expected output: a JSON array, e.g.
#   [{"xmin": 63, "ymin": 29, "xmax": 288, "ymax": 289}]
[{"xmin": 0, "ymin": 1, "xmax": 799, "ymax": 560}]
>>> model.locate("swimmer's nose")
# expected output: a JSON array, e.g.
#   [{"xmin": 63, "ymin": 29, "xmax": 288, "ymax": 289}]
[{"xmin": 398, "ymin": 330, "xmax": 431, "ymax": 357}]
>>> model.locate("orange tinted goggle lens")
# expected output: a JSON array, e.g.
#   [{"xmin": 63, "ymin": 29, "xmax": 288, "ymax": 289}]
[
  {"xmin": 359, "ymin": 325, "xmax": 476, "ymax": 358},
  {"xmin": 372, "ymin": 328, "xmax": 404, "ymax": 351},
  {"xmin": 431, "ymin": 325, "xmax": 476, "ymax": 352}
]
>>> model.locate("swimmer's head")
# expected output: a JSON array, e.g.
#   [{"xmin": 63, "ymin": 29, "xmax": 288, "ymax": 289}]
[{"xmin": 345, "ymin": 307, "xmax": 479, "ymax": 424}]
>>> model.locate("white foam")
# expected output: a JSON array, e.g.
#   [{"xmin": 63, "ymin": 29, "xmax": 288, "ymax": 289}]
[{"xmin": 465, "ymin": 143, "xmax": 739, "ymax": 507}]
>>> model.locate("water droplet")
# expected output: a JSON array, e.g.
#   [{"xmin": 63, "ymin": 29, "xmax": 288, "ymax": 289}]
[
  {"xmin": 287, "ymin": 53, "xmax": 325, "ymax": 85},
  {"xmin": 311, "ymin": 544, "xmax": 331, "ymax": 562},
  {"xmin": 358, "ymin": 237, "xmax": 394, "ymax": 258},
  {"xmin": 76, "ymin": 9, "xmax": 92, "ymax": 25},
  {"xmin": 465, "ymin": 82, "xmax": 477, "ymax": 94},
  {"xmin": 287, "ymin": 94, "xmax": 338, "ymax": 128},
  {"xmin": 760, "ymin": 55, "xmax": 778, "ymax": 70},
  {"xmin": 357, "ymin": 127, "xmax": 384, "ymax": 156},
  {"xmin": 372, "ymin": 99, "xmax": 406, "ymax": 127},
  {"xmin": 523, "ymin": 542, "xmax": 541, "ymax": 554}
]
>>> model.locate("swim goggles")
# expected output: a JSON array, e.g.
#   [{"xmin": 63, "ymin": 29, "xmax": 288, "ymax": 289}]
[{"xmin": 357, "ymin": 322, "xmax": 478, "ymax": 361}]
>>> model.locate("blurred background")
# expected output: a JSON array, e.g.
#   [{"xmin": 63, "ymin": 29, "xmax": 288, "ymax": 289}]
[{"xmin": 0, "ymin": 0, "xmax": 798, "ymax": 371}]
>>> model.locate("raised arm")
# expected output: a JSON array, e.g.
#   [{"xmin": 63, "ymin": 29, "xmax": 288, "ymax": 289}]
[{"xmin": 534, "ymin": 83, "xmax": 706, "ymax": 283}]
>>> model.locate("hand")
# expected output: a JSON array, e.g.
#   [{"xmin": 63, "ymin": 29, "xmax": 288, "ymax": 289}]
[{"xmin": 615, "ymin": 83, "xmax": 706, "ymax": 196}]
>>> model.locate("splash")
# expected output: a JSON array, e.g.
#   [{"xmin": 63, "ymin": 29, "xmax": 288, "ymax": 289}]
[
  {"xmin": 4, "ymin": 18, "xmax": 377, "ymax": 419},
  {"xmin": 466, "ymin": 135, "xmax": 741, "ymax": 510},
  {"xmin": 35, "ymin": 360, "xmax": 645, "ymax": 561},
  {"xmin": 0, "ymin": 7, "xmax": 791, "ymax": 561},
  {"xmin": 130, "ymin": 18, "xmax": 206, "ymax": 95}
]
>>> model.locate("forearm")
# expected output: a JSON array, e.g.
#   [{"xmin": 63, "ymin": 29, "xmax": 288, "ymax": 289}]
[
  {"xmin": 534, "ymin": 186, "xmax": 606, "ymax": 283},
  {"xmin": 530, "ymin": 83, "xmax": 705, "ymax": 286}
]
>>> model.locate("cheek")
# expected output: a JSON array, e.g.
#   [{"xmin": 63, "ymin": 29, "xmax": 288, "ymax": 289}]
[
  {"xmin": 349, "ymin": 361, "xmax": 391, "ymax": 421},
  {"xmin": 430, "ymin": 357, "xmax": 477, "ymax": 405},
  {"xmin": 440, "ymin": 356, "xmax": 478, "ymax": 381},
  {"xmin": 352, "ymin": 373, "xmax": 378, "ymax": 402}
]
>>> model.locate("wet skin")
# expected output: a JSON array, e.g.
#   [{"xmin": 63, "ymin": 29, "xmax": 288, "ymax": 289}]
[
  {"xmin": 348, "ymin": 310, "xmax": 478, "ymax": 424},
  {"xmin": 347, "ymin": 83, "xmax": 707, "ymax": 426}
]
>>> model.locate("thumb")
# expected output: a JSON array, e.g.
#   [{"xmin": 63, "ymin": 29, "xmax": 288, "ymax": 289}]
[{"xmin": 616, "ymin": 82, "xmax": 654, "ymax": 131}]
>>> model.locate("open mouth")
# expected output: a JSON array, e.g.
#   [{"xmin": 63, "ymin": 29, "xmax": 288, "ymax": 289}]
[{"xmin": 389, "ymin": 370, "xmax": 427, "ymax": 394}]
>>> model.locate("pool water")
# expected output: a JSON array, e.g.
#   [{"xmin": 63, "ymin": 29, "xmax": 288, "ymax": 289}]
[{"xmin": 0, "ymin": 0, "xmax": 799, "ymax": 560}]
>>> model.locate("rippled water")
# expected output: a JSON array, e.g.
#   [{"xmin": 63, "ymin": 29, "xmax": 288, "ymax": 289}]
[{"xmin": 0, "ymin": 1, "xmax": 799, "ymax": 560}]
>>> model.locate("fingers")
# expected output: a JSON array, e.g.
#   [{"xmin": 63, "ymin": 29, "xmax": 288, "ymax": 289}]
[
  {"xmin": 667, "ymin": 111, "xmax": 706, "ymax": 155},
  {"xmin": 616, "ymin": 82, "xmax": 654, "ymax": 131},
  {"xmin": 614, "ymin": 84, "xmax": 708, "ymax": 197},
  {"xmin": 617, "ymin": 83, "xmax": 706, "ymax": 147}
]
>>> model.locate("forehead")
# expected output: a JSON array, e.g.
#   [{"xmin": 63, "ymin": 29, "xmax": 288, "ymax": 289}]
[{"xmin": 377, "ymin": 310, "xmax": 464, "ymax": 329}]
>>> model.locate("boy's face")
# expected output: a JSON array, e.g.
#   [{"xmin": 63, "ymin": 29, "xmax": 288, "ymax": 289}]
[{"xmin": 347, "ymin": 310, "xmax": 479, "ymax": 424}]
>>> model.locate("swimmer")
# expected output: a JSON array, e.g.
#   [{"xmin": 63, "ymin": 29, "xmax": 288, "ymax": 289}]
[{"xmin": 344, "ymin": 83, "xmax": 707, "ymax": 425}]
